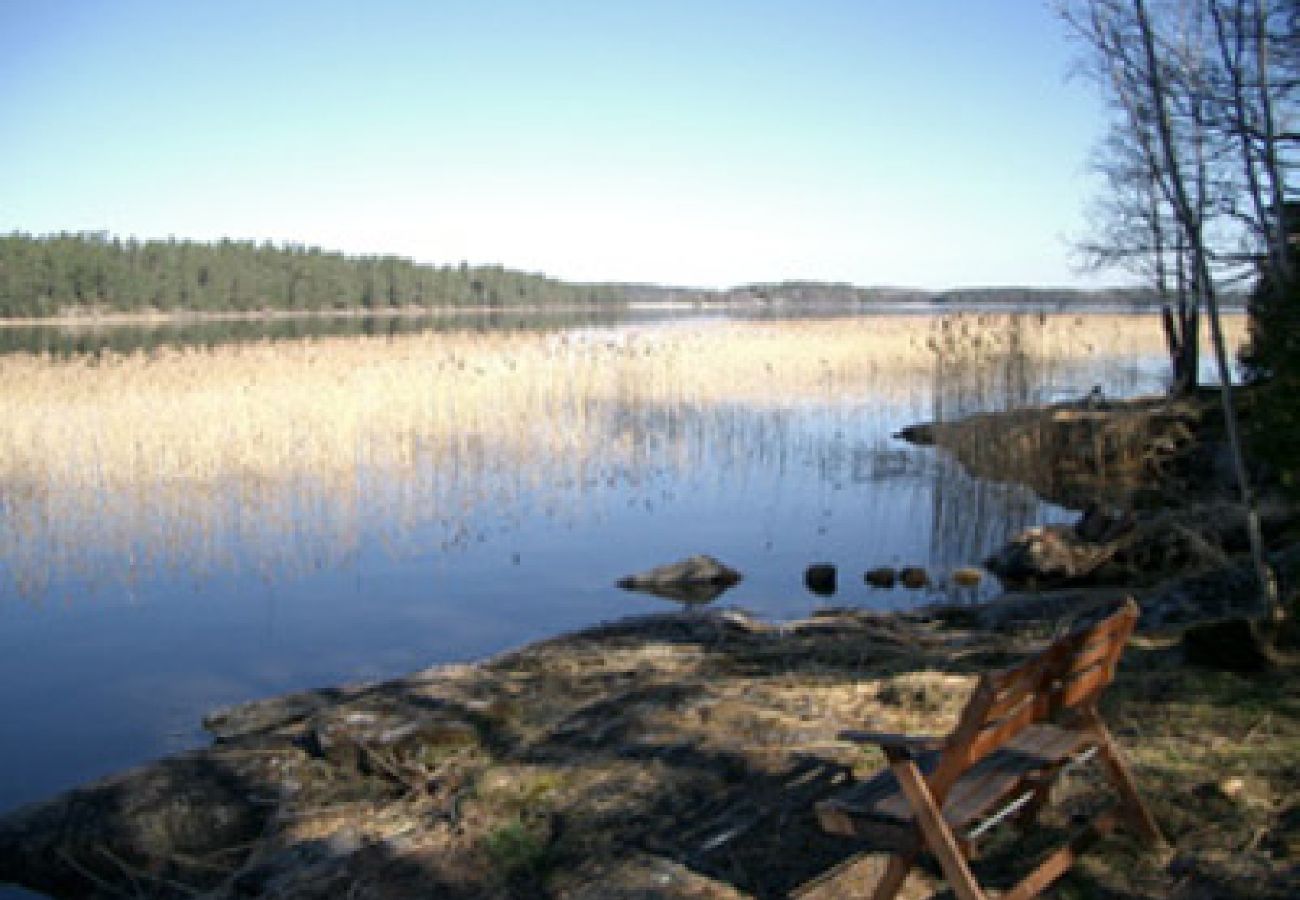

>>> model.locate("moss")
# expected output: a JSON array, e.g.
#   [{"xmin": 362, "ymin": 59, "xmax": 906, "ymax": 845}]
[{"xmin": 482, "ymin": 817, "xmax": 553, "ymax": 881}]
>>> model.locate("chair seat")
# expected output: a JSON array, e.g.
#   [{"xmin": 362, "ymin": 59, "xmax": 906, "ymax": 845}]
[{"xmin": 818, "ymin": 723, "xmax": 1093, "ymax": 845}]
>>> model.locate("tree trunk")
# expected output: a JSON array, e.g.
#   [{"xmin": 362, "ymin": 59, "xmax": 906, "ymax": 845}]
[{"xmin": 1133, "ymin": 0, "xmax": 1280, "ymax": 632}]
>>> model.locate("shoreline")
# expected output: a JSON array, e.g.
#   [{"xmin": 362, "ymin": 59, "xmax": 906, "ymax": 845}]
[
  {"xmin": 0, "ymin": 297, "xmax": 1247, "ymax": 332},
  {"xmin": 1, "ymin": 394, "xmax": 1296, "ymax": 898},
  {"xmin": 0, "ymin": 302, "xmax": 633, "ymax": 330}
]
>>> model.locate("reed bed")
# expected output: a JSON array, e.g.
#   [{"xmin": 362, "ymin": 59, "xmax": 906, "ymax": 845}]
[{"xmin": 0, "ymin": 312, "xmax": 1246, "ymax": 599}]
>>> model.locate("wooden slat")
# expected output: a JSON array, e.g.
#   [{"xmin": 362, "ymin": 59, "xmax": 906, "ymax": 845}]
[
  {"xmin": 983, "ymin": 660, "xmax": 1049, "ymax": 722},
  {"xmin": 1068, "ymin": 603, "xmax": 1138, "ymax": 660},
  {"xmin": 1056, "ymin": 658, "xmax": 1115, "ymax": 709},
  {"xmin": 1064, "ymin": 631, "xmax": 1124, "ymax": 675},
  {"xmin": 943, "ymin": 676, "xmax": 1001, "ymax": 750},
  {"xmin": 942, "ymin": 725, "xmax": 1090, "ymax": 832},
  {"xmin": 984, "ymin": 642, "xmax": 1058, "ymax": 694},
  {"xmin": 1066, "ymin": 610, "xmax": 1132, "ymax": 657},
  {"xmin": 963, "ymin": 698, "xmax": 1047, "ymax": 766}
]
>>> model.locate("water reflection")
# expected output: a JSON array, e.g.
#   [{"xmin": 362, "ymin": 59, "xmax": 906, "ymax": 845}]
[
  {"xmin": 0, "ymin": 310, "xmax": 1248, "ymax": 812},
  {"xmin": 0, "ymin": 307, "xmax": 647, "ymax": 357}
]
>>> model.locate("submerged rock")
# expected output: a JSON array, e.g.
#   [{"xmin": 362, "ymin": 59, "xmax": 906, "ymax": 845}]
[
  {"xmin": 864, "ymin": 567, "xmax": 897, "ymax": 588},
  {"xmin": 617, "ymin": 554, "xmax": 742, "ymax": 604},
  {"xmin": 951, "ymin": 567, "xmax": 983, "ymax": 587},
  {"xmin": 899, "ymin": 567, "xmax": 930, "ymax": 589},
  {"xmin": 804, "ymin": 564, "xmax": 837, "ymax": 596}
]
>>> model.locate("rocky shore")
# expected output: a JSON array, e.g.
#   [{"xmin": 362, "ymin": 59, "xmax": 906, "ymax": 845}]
[{"xmin": 2, "ymin": 392, "xmax": 1297, "ymax": 899}]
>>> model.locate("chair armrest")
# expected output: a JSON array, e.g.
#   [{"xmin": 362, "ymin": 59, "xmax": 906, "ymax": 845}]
[{"xmin": 838, "ymin": 730, "xmax": 946, "ymax": 758}]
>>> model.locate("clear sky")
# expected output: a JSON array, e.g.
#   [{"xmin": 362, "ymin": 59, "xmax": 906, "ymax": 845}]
[{"xmin": 0, "ymin": 1, "xmax": 1112, "ymax": 290}]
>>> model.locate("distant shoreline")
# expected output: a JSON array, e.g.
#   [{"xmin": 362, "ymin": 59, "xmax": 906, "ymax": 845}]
[
  {"xmin": 2, "ymin": 233, "xmax": 1244, "ymax": 327},
  {"xmin": 0, "ymin": 295, "xmax": 1243, "ymax": 331},
  {"xmin": 0, "ymin": 303, "xmax": 619, "ymax": 330}
]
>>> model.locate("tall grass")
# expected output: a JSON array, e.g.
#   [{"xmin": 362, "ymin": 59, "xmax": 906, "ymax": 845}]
[{"xmin": 0, "ymin": 312, "xmax": 1246, "ymax": 599}]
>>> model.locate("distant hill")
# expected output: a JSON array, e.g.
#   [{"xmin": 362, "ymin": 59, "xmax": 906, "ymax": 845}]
[
  {"xmin": 578, "ymin": 281, "xmax": 932, "ymax": 307},
  {"xmin": 932, "ymin": 286, "xmax": 1162, "ymax": 306},
  {"xmin": 603, "ymin": 281, "xmax": 1171, "ymax": 309}
]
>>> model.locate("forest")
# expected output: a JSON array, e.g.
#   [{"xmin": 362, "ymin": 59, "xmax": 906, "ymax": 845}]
[
  {"xmin": 1, "ymin": 232, "xmax": 1178, "ymax": 321},
  {"xmin": 0, "ymin": 232, "xmax": 610, "ymax": 318}
]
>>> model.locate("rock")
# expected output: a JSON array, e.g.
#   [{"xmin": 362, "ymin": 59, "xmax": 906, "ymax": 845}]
[
  {"xmin": 1074, "ymin": 502, "xmax": 1134, "ymax": 543},
  {"xmin": 893, "ymin": 423, "xmax": 935, "ymax": 445},
  {"xmin": 617, "ymin": 555, "xmax": 742, "ymax": 604},
  {"xmin": 804, "ymin": 564, "xmax": 837, "ymax": 596},
  {"xmin": 984, "ymin": 524, "xmax": 1114, "ymax": 587},
  {"xmin": 864, "ymin": 567, "xmax": 897, "ymax": 588},
  {"xmin": 305, "ymin": 704, "xmax": 479, "ymax": 775},
  {"xmin": 1218, "ymin": 776, "xmax": 1247, "ymax": 799},
  {"xmin": 951, "ymin": 567, "xmax": 983, "ymax": 587},
  {"xmin": 899, "ymin": 567, "xmax": 930, "ymax": 589}
]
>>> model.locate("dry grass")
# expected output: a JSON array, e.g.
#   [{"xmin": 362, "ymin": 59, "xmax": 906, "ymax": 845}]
[
  {"xmin": 0, "ymin": 312, "xmax": 1246, "ymax": 598},
  {"xmin": 3, "ymin": 601, "xmax": 1292, "ymax": 898}
]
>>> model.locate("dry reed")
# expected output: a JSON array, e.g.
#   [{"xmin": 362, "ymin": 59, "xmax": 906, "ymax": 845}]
[{"xmin": 0, "ymin": 312, "xmax": 1247, "ymax": 599}]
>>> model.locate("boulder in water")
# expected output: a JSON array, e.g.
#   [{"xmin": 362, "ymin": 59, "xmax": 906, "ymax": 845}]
[
  {"xmin": 900, "ymin": 567, "xmax": 931, "ymax": 589},
  {"xmin": 864, "ymin": 567, "xmax": 897, "ymax": 588},
  {"xmin": 617, "ymin": 555, "xmax": 742, "ymax": 604},
  {"xmin": 804, "ymin": 564, "xmax": 837, "ymax": 596}
]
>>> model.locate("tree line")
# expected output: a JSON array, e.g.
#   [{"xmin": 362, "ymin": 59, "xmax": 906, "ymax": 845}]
[{"xmin": 0, "ymin": 232, "xmax": 609, "ymax": 318}]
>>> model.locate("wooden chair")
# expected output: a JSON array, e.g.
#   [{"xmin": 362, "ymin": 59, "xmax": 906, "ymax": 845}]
[{"xmin": 816, "ymin": 599, "xmax": 1165, "ymax": 900}]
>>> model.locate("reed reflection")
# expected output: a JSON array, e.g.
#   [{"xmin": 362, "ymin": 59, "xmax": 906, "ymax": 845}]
[{"xmin": 0, "ymin": 313, "xmax": 1244, "ymax": 605}]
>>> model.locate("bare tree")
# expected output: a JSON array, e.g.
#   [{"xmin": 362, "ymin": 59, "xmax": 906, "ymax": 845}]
[
  {"xmin": 1206, "ymin": 0, "xmax": 1296, "ymax": 281},
  {"xmin": 1083, "ymin": 121, "xmax": 1212, "ymax": 391},
  {"xmin": 1066, "ymin": 0, "xmax": 1222, "ymax": 393},
  {"xmin": 1061, "ymin": 0, "xmax": 1297, "ymax": 642}
]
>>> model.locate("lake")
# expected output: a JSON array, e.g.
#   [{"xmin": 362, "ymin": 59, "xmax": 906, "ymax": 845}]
[{"xmin": 0, "ymin": 305, "xmax": 1245, "ymax": 814}]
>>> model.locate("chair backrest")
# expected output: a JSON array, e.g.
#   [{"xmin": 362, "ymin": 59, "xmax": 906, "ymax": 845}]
[{"xmin": 935, "ymin": 599, "xmax": 1139, "ymax": 786}]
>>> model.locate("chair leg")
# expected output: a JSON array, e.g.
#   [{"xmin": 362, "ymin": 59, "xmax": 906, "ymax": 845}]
[
  {"xmin": 870, "ymin": 850, "xmax": 916, "ymax": 900},
  {"xmin": 891, "ymin": 760, "xmax": 988, "ymax": 900},
  {"xmin": 1085, "ymin": 714, "xmax": 1166, "ymax": 848}
]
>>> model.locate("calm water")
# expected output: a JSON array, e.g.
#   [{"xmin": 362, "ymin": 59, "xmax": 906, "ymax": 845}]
[{"xmin": 0, "ymin": 306, "xmax": 1192, "ymax": 814}]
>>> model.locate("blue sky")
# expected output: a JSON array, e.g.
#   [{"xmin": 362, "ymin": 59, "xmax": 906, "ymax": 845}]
[{"xmin": 1, "ymin": 1, "xmax": 1111, "ymax": 289}]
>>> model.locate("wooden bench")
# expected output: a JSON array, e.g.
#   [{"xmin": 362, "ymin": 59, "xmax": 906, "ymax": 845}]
[{"xmin": 815, "ymin": 599, "xmax": 1165, "ymax": 900}]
